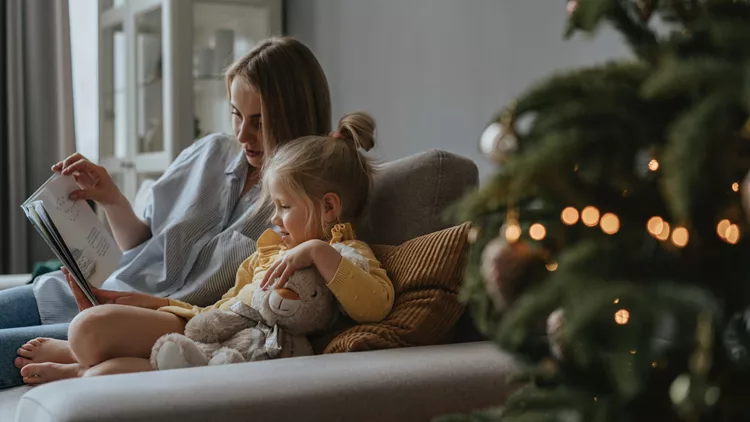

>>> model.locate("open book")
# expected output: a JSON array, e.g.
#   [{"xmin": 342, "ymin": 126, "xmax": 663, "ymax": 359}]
[{"xmin": 21, "ymin": 173, "xmax": 122, "ymax": 306}]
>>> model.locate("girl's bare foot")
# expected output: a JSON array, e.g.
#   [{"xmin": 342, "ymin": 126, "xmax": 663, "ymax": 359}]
[
  {"xmin": 20, "ymin": 362, "xmax": 84, "ymax": 385},
  {"xmin": 14, "ymin": 338, "xmax": 76, "ymax": 369}
]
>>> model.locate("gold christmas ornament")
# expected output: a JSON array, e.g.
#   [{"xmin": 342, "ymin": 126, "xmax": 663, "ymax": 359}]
[{"xmin": 480, "ymin": 238, "xmax": 542, "ymax": 311}]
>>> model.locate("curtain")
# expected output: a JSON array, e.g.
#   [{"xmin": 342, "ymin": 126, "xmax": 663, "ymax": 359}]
[{"xmin": 0, "ymin": 0, "xmax": 75, "ymax": 274}]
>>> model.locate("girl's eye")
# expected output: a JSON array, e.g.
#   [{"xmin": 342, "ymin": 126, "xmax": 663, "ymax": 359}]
[{"xmin": 281, "ymin": 205, "xmax": 290, "ymax": 210}]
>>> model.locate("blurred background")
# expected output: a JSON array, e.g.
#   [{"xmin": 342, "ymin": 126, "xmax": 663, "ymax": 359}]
[{"xmin": 2, "ymin": 0, "xmax": 631, "ymax": 273}]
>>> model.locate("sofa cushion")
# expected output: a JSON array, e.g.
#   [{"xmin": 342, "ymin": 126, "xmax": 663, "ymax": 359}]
[
  {"xmin": 355, "ymin": 149, "xmax": 478, "ymax": 246},
  {"xmin": 324, "ymin": 223, "xmax": 470, "ymax": 353}
]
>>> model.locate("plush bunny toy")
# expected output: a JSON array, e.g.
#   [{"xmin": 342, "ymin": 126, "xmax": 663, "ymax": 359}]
[{"xmin": 150, "ymin": 268, "xmax": 337, "ymax": 370}]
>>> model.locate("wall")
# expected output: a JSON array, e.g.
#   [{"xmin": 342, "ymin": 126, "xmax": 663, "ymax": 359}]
[{"xmin": 287, "ymin": 0, "xmax": 632, "ymax": 178}]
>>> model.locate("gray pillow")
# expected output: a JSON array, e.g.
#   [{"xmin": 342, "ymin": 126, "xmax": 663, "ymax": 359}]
[{"xmin": 356, "ymin": 149, "xmax": 478, "ymax": 246}]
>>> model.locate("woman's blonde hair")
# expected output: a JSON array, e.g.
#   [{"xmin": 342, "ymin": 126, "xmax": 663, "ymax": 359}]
[
  {"xmin": 262, "ymin": 112, "xmax": 377, "ymax": 237},
  {"xmin": 225, "ymin": 37, "xmax": 332, "ymax": 151}
]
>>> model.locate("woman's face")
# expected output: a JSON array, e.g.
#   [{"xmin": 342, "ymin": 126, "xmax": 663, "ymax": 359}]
[{"xmin": 230, "ymin": 79, "xmax": 264, "ymax": 168}]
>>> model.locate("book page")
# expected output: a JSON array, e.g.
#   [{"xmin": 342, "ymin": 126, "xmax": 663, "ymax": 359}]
[
  {"xmin": 23, "ymin": 173, "xmax": 122, "ymax": 288},
  {"xmin": 23, "ymin": 202, "xmax": 98, "ymax": 306}
]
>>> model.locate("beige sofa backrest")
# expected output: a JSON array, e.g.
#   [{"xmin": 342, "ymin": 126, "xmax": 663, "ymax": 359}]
[{"xmin": 356, "ymin": 149, "xmax": 478, "ymax": 246}]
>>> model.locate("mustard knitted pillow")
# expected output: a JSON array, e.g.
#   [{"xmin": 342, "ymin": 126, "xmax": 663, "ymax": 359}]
[{"xmin": 323, "ymin": 223, "xmax": 471, "ymax": 353}]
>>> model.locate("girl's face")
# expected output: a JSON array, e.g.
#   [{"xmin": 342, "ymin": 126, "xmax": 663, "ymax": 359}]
[
  {"xmin": 230, "ymin": 79, "xmax": 264, "ymax": 168},
  {"xmin": 268, "ymin": 175, "xmax": 324, "ymax": 248}
]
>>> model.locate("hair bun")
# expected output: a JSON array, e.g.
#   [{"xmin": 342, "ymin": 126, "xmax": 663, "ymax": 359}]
[{"xmin": 336, "ymin": 112, "xmax": 376, "ymax": 152}]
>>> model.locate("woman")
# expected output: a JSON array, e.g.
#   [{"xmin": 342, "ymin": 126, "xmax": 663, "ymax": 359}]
[{"xmin": 0, "ymin": 36, "xmax": 333, "ymax": 388}]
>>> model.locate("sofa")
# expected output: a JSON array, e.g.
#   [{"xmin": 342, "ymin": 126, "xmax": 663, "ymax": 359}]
[{"xmin": 0, "ymin": 149, "xmax": 519, "ymax": 422}]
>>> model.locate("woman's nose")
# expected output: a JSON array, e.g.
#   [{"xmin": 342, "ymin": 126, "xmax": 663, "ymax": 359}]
[{"xmin": 237, "ymin": 124, "xmax": 258, "ymax": 144}]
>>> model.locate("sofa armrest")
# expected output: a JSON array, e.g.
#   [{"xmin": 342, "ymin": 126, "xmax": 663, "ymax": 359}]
[
  {"xmin": 0, "ymin": 274, "xmax": 30, "ymax": 291},
  {"xmin": 17, "ymin": 342, "xmax": 519, "ymax": 422}
]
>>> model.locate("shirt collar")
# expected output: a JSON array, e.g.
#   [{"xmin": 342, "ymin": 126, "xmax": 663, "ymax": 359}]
[{"xmin": 225, "ymin": 151, "xmax": 248, "ymax": 176}]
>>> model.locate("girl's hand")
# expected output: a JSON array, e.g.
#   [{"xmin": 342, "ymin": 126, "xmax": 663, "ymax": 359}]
[
  {"xmin": 260, "ymin": 240, "xmax": 324, "ymax": 290},
  {"xmin": 61, "ymin": 267, "xmax": 169, "ymax": 311},
  {"xmin": 52, "ymin": 153, "xmax": 126, "ymax": 208}
]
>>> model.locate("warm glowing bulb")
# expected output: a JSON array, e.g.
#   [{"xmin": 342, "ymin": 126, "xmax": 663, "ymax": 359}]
[
  {"xmin": 648, "ymin": 159, "xmax": 659, "ymax": 171},
  {"xmin": 600, "ymin": 213, "xmax": 620, "ymax": 235},
  {"xmin": 732, "ymin": 182, "xmax": 740, "ymax": 192},
  {"xmin": 724, "ymin": 224, "xmax": 740, "ymax": 244},
  {"xmin": 546, "ymin": 262, "xmax": 558, "ymax": 272},
  {"xmin": 615, "ymin": 309, "xmax": 630, "ymax": 325},
  {"xmin": 647, "ymin": 217, "xmax": 664, "ymax": 237},
  {"xmin": 581, "ymin": 206, "xmax": 600, "ymax": 227},
  {"xmin": 505, "ymin": 224, "xmax": 522, "ymax": 243},
  {"xmin": 561, "ymin": 207, "xmax": 579, "ymax": 225},
  {"xmin": 656, "ymin": 221, "xmax": 671, "ymax": 241},
  {"xmin": 671, "ymin": 227, "xmax": 689, "ymax": 248},
  {"xmin": 529, "ymin": 223, "xmax": 546, "ymax": 241},
  {"xmin": 717, "ymin": 219, "xmax": 731, "ymax": 239},
  {"xmin": 613, "ymin": 298, "xmax": 620, "ymax": 304}
]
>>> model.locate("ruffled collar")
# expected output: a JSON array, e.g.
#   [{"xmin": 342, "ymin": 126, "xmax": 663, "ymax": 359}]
[{"xmin": 256, "ymin": 223, "xmax": 357, "ymax": 252}]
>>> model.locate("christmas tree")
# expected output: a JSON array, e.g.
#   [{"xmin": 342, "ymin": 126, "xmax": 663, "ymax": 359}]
[{"xmin": 449, "ymin": 0, "xmax": 750, "ymax": 420}]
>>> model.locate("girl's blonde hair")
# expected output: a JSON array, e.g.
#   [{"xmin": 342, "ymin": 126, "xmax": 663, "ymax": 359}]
[
  {"xmin": 225, "ymin": 37, "xmax": 332, "ymax": 151},
  {"xmin": 262, "ymin": 112, "xmax": 377, "ymax": 237}
]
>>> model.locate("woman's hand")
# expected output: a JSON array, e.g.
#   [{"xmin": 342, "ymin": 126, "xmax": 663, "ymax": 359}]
[
  {"xmin": 62, "ymin": 267, "xmax": 169, "ymax": 312},
  {"xmin": 260, "ymin": 240, "xmax": 325, "ymax": 290},
  {"xmin": 52, "ymin": 153, "xmax": 126, "ymax": 208}
]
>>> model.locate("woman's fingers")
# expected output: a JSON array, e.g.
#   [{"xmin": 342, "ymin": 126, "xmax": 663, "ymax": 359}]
[
  {"xmin": 61, "ymin": 153, "xmax": 86, "ymax": 171},
  {"xmin": 62, "ymin": 267, "xmax": 94, "ymax": 311},
  {"xmin": 62, "ymin": 158, "xmax": 96, "ymax": 176},
  {"xmin": 68, "ymin": 189, "xmax": 93, "ymax": 201},
  {"xmin": 52, "ymin": 153, "xmax": 84, "ymax": 172}
]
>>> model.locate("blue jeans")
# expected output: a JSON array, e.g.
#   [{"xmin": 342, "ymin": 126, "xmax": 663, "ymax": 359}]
[{"xmin": 0, "ymin": 285, "xmax": 69, "ymax": 389}]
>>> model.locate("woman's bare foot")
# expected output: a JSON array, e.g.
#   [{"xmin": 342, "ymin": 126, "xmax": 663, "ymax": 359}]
[
  {"xmin": 14, "ymin": 338, "xmax": 76, "ymax": 369},
  {"xmin": 20, "ymin": 362, "xmax": 84, "ymax": 385}
]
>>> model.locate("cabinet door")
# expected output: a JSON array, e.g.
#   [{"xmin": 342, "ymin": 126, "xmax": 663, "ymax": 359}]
[
  {"xmin": 190, "ymin": 0, "xmax": 282, "ymax": 139},
  {"xmin": 98, "ymin": 9, "xmax": 132, "ymax": 200},
  {"xmin": 132, "ymin": 0, "xmax": 170, "ymax": 181}
]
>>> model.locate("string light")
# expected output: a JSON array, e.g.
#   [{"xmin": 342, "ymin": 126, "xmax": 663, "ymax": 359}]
[
  {"xmin": 600, "ymin": 213, "xmax": 620, "ymax": 235},
  {"xmin": 652, "ymin": 361, "xmax": 657, "ymax": 368},
  {"xmin": 561, "ymin": 207, "xmax": 579, "ymax": 225},
  {"xmin": 581, "ymin": 206, "xmax": 600, "ymax": 227},
  {"xmin": 613, "ymin": 298, "xmax": 620, "ymax": 304},
  {"xmin": 546, "ymin": 262, "xmax": 558, "ymax": 272},
  {"xmin": 656, "ymin": 221, "xmax": 671, "ymax": 241},
  {"xmin": 505, "ymin": 224, "xmax": 522, "ymax": 243},
  {"xmin": 529, "ymin": 223, "xmax": 547, "ymax": 241},
  {"xmin": 671, "ymin": 227, "xmax": 689, "ymax": 248},
  {"xmin": 732, "ymin": 182, "xmax": 740, "ymax": 192},
  {"xmin": 717, "ymin": 219, "xmax": 731, "ymax": 239},
  {"xmin": 648, "ymin": 159, "xmax": 659, "ymax": 171},
  {"xmin": 614, "ymin": 309, "xmax": 630, "ymax": 325},
  {"xmin": 647, "ymin": 216, "xmax": 664, "ymax": 236},
  {"xmin": 724, "ymin": 224, "xmax": 740, "ymax": 244}
]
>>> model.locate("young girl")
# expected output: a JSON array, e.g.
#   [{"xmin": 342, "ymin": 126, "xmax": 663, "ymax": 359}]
[
  {"xmin": 21, "ymin": 112, "xmax": 394, "ymax": 382},
  {"xmin": 159, "ymin": 111, "xmax": 394, "ymax": 326}
]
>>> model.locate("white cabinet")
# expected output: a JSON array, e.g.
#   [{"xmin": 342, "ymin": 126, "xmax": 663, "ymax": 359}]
[{"xmin": 97, "ymin": 0, "xmax": 282, "ymax": 203}]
